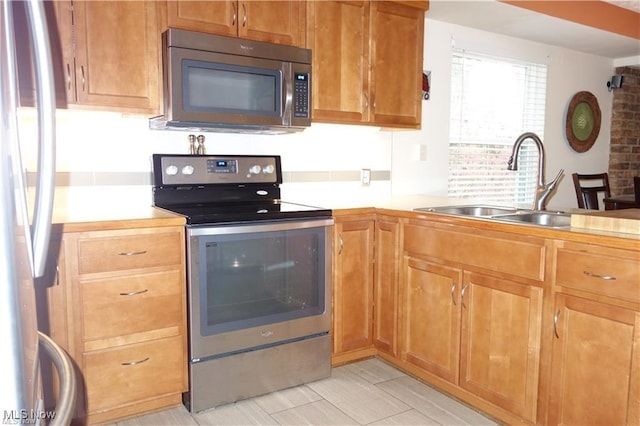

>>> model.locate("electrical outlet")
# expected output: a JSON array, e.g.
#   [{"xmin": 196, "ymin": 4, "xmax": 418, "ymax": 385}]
[
  {"xmin": 361, "ymin": 169, "xmax": 371, "ymax": 186},
  {"xmin": 419, "ymin": 144, "xmax": 428, "ymax": 161}
]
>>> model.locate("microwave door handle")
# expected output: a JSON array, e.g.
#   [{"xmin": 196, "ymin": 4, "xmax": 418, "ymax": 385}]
[{"xmin": 282, "ymin": 63, "xmax": 293, "ymax": 126}]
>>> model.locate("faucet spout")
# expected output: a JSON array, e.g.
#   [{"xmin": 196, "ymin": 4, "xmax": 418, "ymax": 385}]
[{"xmin": 507, "ymin": 132, "xmax": 563, "ymax": 211}]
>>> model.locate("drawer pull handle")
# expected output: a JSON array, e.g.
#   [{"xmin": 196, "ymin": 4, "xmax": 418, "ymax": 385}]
[
  {"xmin": 583, "ymin": 271, "xmax": 616, "ymax": 281},
  {"xmin": 451, "ymin": 283, "xmax": 457, "ymax": 306},
  {"xmin": 119, "ymin": 289, "xmax": 148, "ymax": 296},
  {"xmin": 338, "ymin": 234, "xmax": 344, "ymax": 255},
  {"xmin": 118, "ymin": 250, "xmax": 147, "ymax": 256},
  {"xmin": 553, "ymin": 309, "xmax": 561, "ymax": 339},
  {"xmin": 121, "ymin": 357, "xmax": 149, "ymax": 366}
]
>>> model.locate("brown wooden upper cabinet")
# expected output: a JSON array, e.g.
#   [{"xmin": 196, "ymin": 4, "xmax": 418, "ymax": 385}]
[
  {"xmin": 165, "ymin": 1, "xmax": 306, "ymax": 47},
  {"xmin": 17, "ymin": 1, "xmax": 162, "ymax": 112},
  {"xmin": 307, "ymin": 1, "xmax": 426, "ymax": 129}
]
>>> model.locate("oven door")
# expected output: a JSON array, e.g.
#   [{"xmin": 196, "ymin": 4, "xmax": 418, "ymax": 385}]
[{"xmin": 187, "ymin": 218, "xmax": 333, "ymax": 361}]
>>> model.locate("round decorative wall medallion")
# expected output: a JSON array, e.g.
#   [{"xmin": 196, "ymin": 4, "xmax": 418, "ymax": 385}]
[{"xmin": 565, "ymin": 91, "xmax": 601, "ymax": 153}]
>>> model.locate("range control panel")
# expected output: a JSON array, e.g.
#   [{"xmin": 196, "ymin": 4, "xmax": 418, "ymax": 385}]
[{"xmin": 154, "ymin": 154, "xmax": 282, "ymax": 186}]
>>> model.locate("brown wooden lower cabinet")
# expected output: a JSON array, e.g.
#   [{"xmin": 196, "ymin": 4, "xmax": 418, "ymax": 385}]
[
  {"xmin": 548, "ymin": 240, "xmax": 640, "ymax": 425},
  {"xmin": 373, "ymin": 215, "xmax": 400, "ymax": 357},
  {"xmin": 399, "ymin": 256, "xmax": 543, "ymax": 422},
  {"xmin": 40, "ymin": 225, "xmax": 188, "ymax": 424},
  {"xmin": 332, "ymin": 213, "xmax": 376, "ymax": 363},
  {"xmin": 547, "ymin": 294, "xmax": 640, "ymax": 425},
  {"xmin": 332, "ymin": 213, "xmax": 638, "ymax": 425}
]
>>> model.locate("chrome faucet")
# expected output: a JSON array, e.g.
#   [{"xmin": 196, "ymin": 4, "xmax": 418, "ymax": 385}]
[{"xmin": 507, "ymin": 132, "xmax": 564, "ymax": 211}]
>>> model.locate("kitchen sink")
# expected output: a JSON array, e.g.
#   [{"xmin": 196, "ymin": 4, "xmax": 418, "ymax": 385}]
[
  {"xmin": 492, "ymin": 211, "xmax": 571, "ymax": 228},
  {"xmin": 414, "ymin": 205, "xmax": 520, "ymax": 217},
  {"xmin": 414, "ymin": 205, "xmax": 572, "ymax": 229}
]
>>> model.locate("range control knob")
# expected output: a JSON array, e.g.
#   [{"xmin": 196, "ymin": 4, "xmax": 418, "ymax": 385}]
[
  {"xmin": 249, "ymin": 165, "xmax": 262, "ymax": 175},
  {"xmin": 263, "ymin": 164, "xmax": 275, "ymax": 174},
  {"xmin": 165, "ymin": 165, "xmax": 178, "ymax": 176},
  {"xmin": 182, "ymin": 165, "xmax": 195, "ymax": 175}
]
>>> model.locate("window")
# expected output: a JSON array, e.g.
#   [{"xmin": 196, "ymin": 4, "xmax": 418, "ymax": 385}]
[{"xmin": 448, "ymin": 50, "xmax": 547, "ymax": 204}]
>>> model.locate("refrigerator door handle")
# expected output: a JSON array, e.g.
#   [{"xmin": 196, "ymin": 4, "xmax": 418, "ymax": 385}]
[{"xmin": 26, "ymin": 0, "xmax": 56, "ymax": 278}]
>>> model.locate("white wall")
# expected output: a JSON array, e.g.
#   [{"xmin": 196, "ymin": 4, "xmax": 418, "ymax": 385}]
[
  {"xmin": 392, "ymin": 18, "xmax": 616, "ymax": 209},
  {"xmin": 18, "ymin": 17, "xmax": 616, "ymax": 210}
]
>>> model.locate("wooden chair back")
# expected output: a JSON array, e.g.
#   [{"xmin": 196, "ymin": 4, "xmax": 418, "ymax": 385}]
[{"xmin": 572, "ymin": 172, "xmax": 611, "ymax": 209}]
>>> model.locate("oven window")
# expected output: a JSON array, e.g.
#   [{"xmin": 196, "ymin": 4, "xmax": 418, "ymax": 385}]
[
  {"xmin": 198, "ymin": 226, "xmax": 326, "ymax": 336},
  {"xmin": 183, "ymin": 60, "xmax": 281, "ymax": 116}
]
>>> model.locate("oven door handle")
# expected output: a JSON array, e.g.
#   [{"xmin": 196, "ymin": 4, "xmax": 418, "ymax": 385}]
[{"xmin": 188, "ymin": 218, "xmax": 334, "ymax": 237}]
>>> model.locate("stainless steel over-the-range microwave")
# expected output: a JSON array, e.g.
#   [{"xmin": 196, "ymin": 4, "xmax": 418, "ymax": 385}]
[{"xmin": 149, "ymin": 28, "xmax": 312, "ymax": 134}]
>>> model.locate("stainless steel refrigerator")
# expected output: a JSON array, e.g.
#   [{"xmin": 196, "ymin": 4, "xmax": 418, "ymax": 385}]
[{"xmin": 1, "ymin": 1, "xmax": 73, "ymax": 423}]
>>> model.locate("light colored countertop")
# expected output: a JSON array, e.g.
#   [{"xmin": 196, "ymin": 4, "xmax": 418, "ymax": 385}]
[
  {"xmin": 44, "ymin": 186, "xmax": 185, "ymax": 233},
  {"xmin": 44, "ymin": 186, "xmax": 639, "ymax": 246},
  {"xmin": 290, "ymin": 193, "xmax": 640, "ymax": 247}
]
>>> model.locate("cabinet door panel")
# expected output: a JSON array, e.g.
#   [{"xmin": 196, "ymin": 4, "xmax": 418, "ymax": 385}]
[
  {"xmin": 84, "ymin": 335, "xmax": 185, "ymax": 413},
  {"xmin": 333, "ymin": 219, "xmax": 374, "ymax": 353},
  {"xmin": 240, "ymin": 1, "xmax": 305, "ymax": 46},
  {"xmin": 82, "ymin": 270, "xmax": 183, "ymax": 342},
  {"xmin": 548, "ymin": 294, "xmax": 640, "ymax": 425},
  {"xmin": 13, "ymin": 0, "xmax": 71, "ymax": 107},
  {"xmin": 166, "ymin": 0, "xmax": 237, "ymax": 36},
  {"xmin": 400, "ymin": 258, "xmax": 461, "ymax": 383},
  {"xmin": 309, "ymin": 1, "xmax": 369, "ymax": 123},
  {"xmin": 556, "ymin": 245, "xmax": 640, "ymax": 304},
  {"xmin": 459, "ymin": 272, "xmax": 542, "ymax": 422},
  {"xmin": 373, "ymin": 218, "xmax": 400, "ymax": 355},
  {"xmin": 73, "ymin": 1, "xmax": 160, "ymax": 111},
  {"xmin": 370, "ymin": 1, "xmax": 423, "ymax": 127},
  {"xmin": 77, "ymin": 230, "xmax": 183, "ymax": 275}
]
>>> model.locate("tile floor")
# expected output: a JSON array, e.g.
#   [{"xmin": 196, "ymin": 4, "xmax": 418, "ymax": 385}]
[{"xmin": 113, "ymin": 358, "xmax": 498, "ymax": 425}]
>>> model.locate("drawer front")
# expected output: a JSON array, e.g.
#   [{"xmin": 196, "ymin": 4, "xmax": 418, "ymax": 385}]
[
  {"xmin": 84, "ymin": 335, "xmax": 185, "ymax": 413},
  {"xmin": 82, "ymin": 270, "xmax": 183, "ymax": 341},
  {"xmin": 77, "ymin": 231, "xmax": 183, "ymax": 275},
  {"xmin": 404, "ymin": 223, "xmax": 545, "ymax": 281},
  {"xmin": 556, "ymin": 247, "xmax": 640, "ymax": 303}
]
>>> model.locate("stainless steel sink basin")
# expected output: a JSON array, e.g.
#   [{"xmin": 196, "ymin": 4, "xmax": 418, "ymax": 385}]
[
  {"xmin": 492, "ymin": 212, "xmax": 571, "ymax": 228},
  {"xmin": 415, "ymin": 205, "xmax": 520, "ymax": 217}
]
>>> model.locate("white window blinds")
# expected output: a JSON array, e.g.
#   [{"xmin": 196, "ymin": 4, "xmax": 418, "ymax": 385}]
[{"xmin": 448, "ymin": 50, "xmax": 547, "ymax": 204}]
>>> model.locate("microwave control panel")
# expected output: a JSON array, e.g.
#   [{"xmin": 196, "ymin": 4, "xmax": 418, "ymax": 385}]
[
  {"xmin": 293, "ymin": 73, "xmax": 309, "ymax": 118},
  {"xmin": 155, "ymin": 154, "xmax": 282, "ymax": 185}
]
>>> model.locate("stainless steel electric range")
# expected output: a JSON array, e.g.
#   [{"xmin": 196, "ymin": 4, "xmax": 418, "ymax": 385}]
[{"xmin": 152, "ymin": 154, "xmax": 333, "ymax": 412}]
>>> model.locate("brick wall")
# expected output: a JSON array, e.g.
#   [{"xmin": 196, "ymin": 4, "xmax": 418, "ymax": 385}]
[{"xmin": 608, "ymin": 66, "xmax": 640, "ymax": 196}]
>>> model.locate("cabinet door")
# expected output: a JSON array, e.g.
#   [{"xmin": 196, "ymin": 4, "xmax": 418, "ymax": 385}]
[
  {"xmin": 240, "ymin": 1, "xmax": 306, "ymax": 47},
  {"xmin": 72, "ymin": 1, "xmax": 161, "ymax": 112},
  {"xmin": 166, "ymin": 0, "xmax": 237, "ymax": 36},
  {"xmin": 373, "ymin": 217, "xmax": 400, "ymax": 355},
  {"xmin": 369, "ymin": 1, "xmax": 423, "ymax": 127},
  {"xmin": 13, "ymin": 0, "xmax": 71, "ymax": 107},
  {"xmin": 333, "ymin": 218, "xmax": 375, "ymax": 354},
  {"xmin": 459, "ymin": 272, "xmax": 543, "ymax": 422},
  {"xmin": 308, "ymin": 1, "xmax": 370, "ymax": 123},
  {"xmin": 400, "ymin": 257, "xmax": 462, "ymax": 384},
  {"xmin": 548, "ymin": 294, "xmax": 640, "ymax": 426}
]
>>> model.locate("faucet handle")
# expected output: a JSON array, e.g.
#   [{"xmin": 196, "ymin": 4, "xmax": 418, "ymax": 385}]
[
  {"xmin": 554, "ymin": 168, "xmax": 564, "ymax": 180},
  {"xmin": 549, "ymin": 168, "xmax": 564, "ymax": 188}
]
